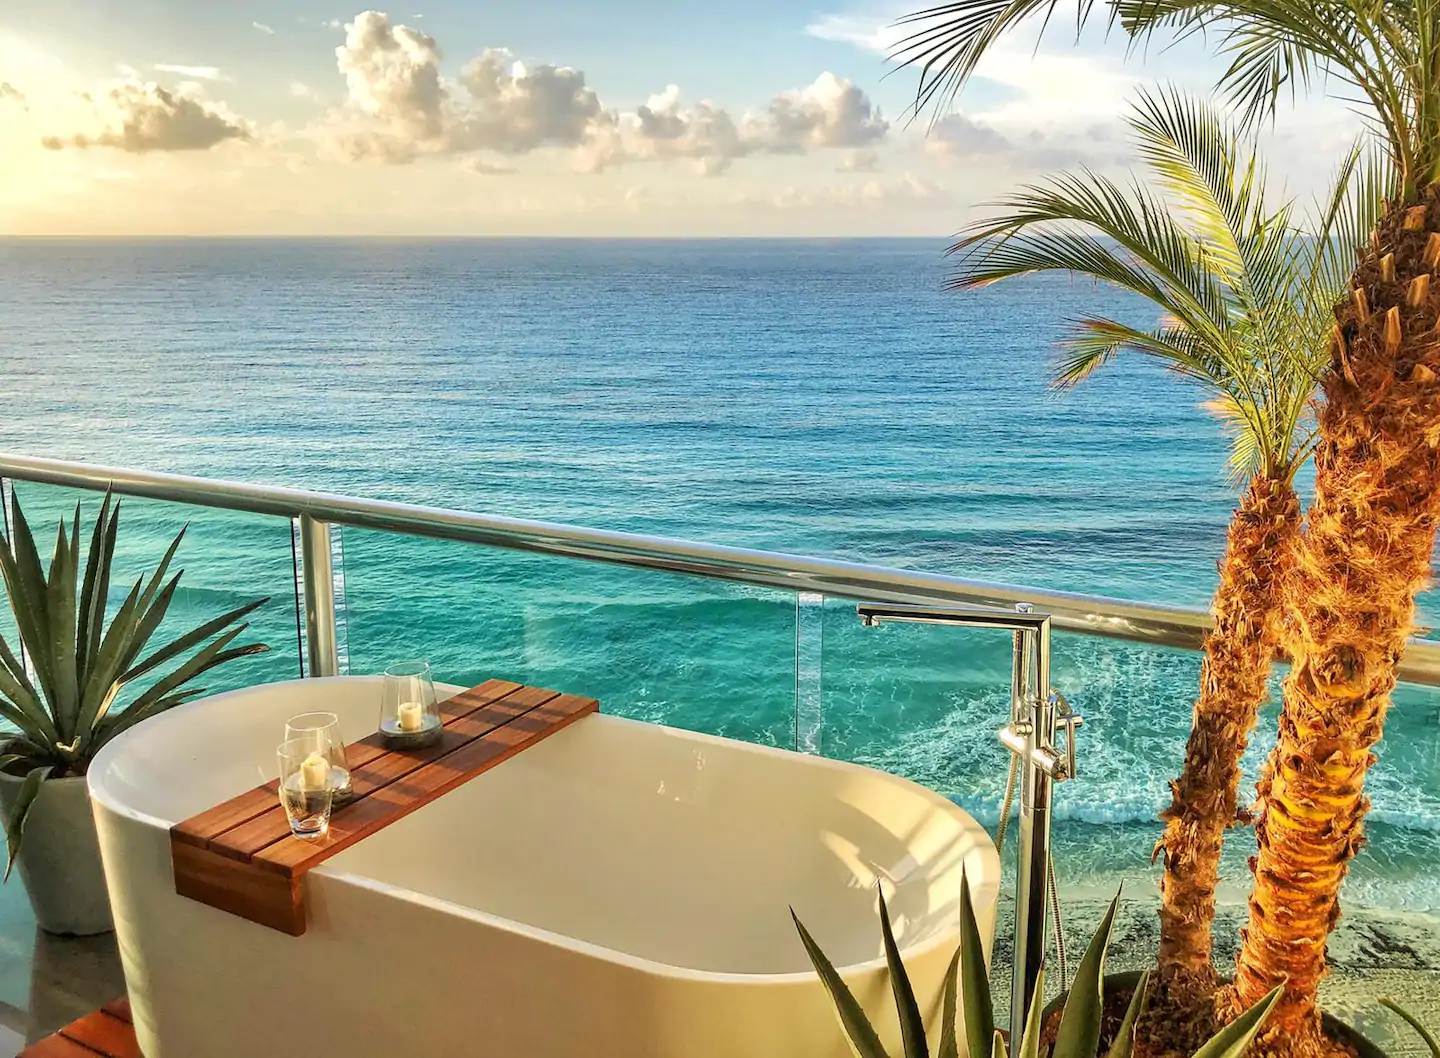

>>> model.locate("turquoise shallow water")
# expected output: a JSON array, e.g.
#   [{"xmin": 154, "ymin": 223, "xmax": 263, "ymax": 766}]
[{"xmin": 0, "ymin": 237, "xmax": 1436, "ymax": 910}]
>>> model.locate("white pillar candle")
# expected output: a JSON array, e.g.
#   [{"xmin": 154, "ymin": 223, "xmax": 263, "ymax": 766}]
[
  {"xmin": 300, "ymin": 752, "xmax": 329, "ymax": 791},
  {"xmin": 398, "ymin": 701, "xmax": 424, "ymax": 732}
]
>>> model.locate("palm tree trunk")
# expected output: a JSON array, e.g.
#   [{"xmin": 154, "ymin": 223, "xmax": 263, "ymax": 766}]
[
  {"xmin": 1155, "ymin": 475, "xmax": 1300, "ymax": 1002},
  {"xmin": 1233, "ymin": 194, "xmax": 1440, "ymax": 1047}
]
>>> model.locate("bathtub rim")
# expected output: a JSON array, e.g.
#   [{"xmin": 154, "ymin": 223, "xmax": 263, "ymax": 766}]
[{"xmin": 89, "ymin": 676, "xmax": 1002, "ymax": 984}]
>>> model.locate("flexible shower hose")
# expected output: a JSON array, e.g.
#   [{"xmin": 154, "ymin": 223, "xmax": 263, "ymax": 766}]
[{"xmin": 994, "ymin": 754, "xmax": 1068, "ymax": 994}]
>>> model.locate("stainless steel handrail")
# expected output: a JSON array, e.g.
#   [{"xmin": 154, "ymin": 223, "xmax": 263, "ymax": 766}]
[{"xmin": 4, "ymin": 452, "xmax": 1440, "ymax": 685}]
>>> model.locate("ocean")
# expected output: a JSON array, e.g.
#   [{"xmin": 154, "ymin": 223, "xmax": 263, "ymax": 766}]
[{"xmin": 0, "ymin": 236, "xmax": 1436, "ymax": 913}]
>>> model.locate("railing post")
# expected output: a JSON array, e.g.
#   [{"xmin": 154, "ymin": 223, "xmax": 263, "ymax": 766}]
[
  {"xmin": 1010, "ymin": 612, "xmax": 1056, "ymax": 1037},
  {"xmin": 298, "ymin": 513, "xmax": 339, "ymax": 678}
]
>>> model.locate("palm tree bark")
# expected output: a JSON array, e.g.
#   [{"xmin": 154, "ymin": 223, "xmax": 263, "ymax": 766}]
[
  {"xmin": 1233, "ymin": 193, "xmax": 1440, "ymax": 1049},
  {"xmin": 1155, "ymin": 475, "xmax": 1300, "ymax": 1003}
]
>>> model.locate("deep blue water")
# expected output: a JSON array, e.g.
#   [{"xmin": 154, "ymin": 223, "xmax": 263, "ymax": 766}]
[{"xmin": 0, "ymin": 237, "xmax": 1436, "ymax": 909}]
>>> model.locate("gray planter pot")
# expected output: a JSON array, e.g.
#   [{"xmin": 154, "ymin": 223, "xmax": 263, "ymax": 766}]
[{"xmin": 0, "ymin": 771, "xmax": 113, "ymax": 936}]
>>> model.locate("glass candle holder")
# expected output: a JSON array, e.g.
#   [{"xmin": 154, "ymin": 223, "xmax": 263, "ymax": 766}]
[
  {"xmin": 379, "ymin": 660, "xmax": 442, "ymax": 749},
  {"xmin": 277, "ymin": 738, "xmax": 335, "ymax": 840},
  {"xmin": 284, "ymin": 711, "xmax": 353, "ymax": 804}
]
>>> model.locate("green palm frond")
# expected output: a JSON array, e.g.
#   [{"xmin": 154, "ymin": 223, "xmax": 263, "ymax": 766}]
[
  {"xmin": 948, "ymin": 169, "xmax": 1234, "ymax": 345},
  {"xmin": 889, "ymin": 0, "xmax": 1112, "ymax": 123},
  {"xmin": 949, "ymin": 84, "xmax": 1374, "ymax": 484},
  {"xmin": 890, "ymin": 0, "xmax": 1438, "ymax": 214},
  {"xmin": 1203, "ymin": 392, "xmax": 1270, "ymax": 483},
  {"xmin": 1114, "ymin": 0, "xmax": 1440, "ymax": 202}
]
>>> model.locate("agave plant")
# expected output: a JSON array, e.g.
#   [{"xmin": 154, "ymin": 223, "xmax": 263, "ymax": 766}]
[
  {"xmin": 792, "ymin": 875, "xmax": 1282, "ymax": 1058},
  {"xmin": 0, "ymin": 488, "xmax": 268, "ymax": 873}
]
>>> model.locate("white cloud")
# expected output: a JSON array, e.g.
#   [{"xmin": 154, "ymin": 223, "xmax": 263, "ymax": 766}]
[
  {"xmin": 925, "ymin": 111, "xmax": 1124, "ymax": 171},
  {"xmin": 327, "ymin": 12, "xmax": 607, "ymax": 162},
  {"xmin": 324, "ymin": 18, "xmax": 344, "ymax": 29},
  {"xmin": 579, "ymin": 74, "xmax": 888, "ymax": 175},
  {"xmin": 804, "ymin": 11, "xmax": 899, "ymax": 54},
  {"xmin": 761, "ymin": 71, "xmax": 887, "ymax": 151},
  {"xmin": 319, "ymin": 11, "xmax": 889, "ymax": 175},
  {"xmin": 154, "ymin": 64, "xmax": 225, "ymax": 81},
  {"xmin": 453, "ymin": 48, "xmax": 604, "ymax": 153},
  {"xmin": 41, "ymin": 80, "xmax": 250, "ymax": 152},
  {"xmin": 334, "ymin": 10, "xmax": 440, "ymax": 149},
  {"xmin": 596, "ymin": 84, "xmax": 748, "ymax": 175},
  {"xmin": 839, "ymin": 147, "xmax": 880, "ymax": 172},
  {"xmin": 927, "ymin": 113, "xmax": 1011, "ymax": 158},
  {"xmin": 253, "ymin": 21, "xmax": 276, "ymax": 35},
  {"xmin": 290, "ymin": 81, "xmax": 324, "ymax": 103}
]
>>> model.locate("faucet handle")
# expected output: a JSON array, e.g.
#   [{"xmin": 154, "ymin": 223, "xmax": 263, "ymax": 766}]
[{"xmin": 1050, "ymin": 691, "xmax": 1082, "ymax": 781}]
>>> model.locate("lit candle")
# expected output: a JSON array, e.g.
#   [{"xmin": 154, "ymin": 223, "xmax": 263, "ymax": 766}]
[
  {"xmin": 398, "ymin": 702, "xmax": 424, "ymax": 732},
  {"xmin": 300, "ymin": 752, "xmax": 329, "ymax": 791}
]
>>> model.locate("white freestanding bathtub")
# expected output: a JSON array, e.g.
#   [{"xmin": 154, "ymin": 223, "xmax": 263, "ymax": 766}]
[{"xmin": 89, "ymin": 677, "xmax": 1000, "ymax": 1058}]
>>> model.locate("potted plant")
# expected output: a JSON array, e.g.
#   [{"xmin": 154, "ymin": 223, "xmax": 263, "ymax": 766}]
[{"xmin": 0, "ymin": 489, "xmax": 268, "ymax": 935}]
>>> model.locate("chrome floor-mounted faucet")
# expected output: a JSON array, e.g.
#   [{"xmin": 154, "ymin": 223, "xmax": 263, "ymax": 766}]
[{"xmin": 856, "ymin": 601, "xmax": 1081, "ymax": 1038}]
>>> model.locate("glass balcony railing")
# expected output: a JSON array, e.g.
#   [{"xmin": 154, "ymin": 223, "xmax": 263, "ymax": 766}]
[
  {"xmin": 2, "ymin": 453, "xmax": 1438, "ymax": 1030},
  {"xmin": 339, "ymin": 527, "xmax": 801, "ymax": 748}
]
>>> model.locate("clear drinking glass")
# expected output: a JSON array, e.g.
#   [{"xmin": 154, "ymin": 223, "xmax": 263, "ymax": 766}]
[
  {"xmin": 284, "ymin": 711, "xmax": 353, "ymax": 803},
  {"xmin": 379, "ymin": 660, "xmax": 442, "ymax": 748},
  {"xmin": 277, "ymin": 738, "xmax": 335, "ymax": 839}
]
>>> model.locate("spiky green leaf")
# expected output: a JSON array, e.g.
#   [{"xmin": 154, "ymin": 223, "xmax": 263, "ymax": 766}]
[
  {"xmin": 45, "ymin": 516, "xmax": 79, "ymax": 739},
  {"xmin": 120, "ymin": 595, "xmax": 268, "ymax": 686},
  {"xmin": 0, "ymin": 492, "xmax": 57, "ymax": 705},
  {"xmin": 75, "ymin": 576, "xmax": 144, "ymax": 735},
  {"xmin": 1380, "ymin": 1000, "xmax": 1440, "ymax": 1058},
  {"xmin": 958, "ymin": 868, "xmax": 995, "ymax": 1058},
  {"xmin": 1191, "ymin": 985, "xmax": 1281, "ymax": 1058},
  {"xmin": 1103, "ymin": 970, "xmax": 1151, "ymax": 1058},
  {"xmin": 878, "ymin": 885, "xmax": 927, "ymax": 1058},
  {"xmin": 75, "ymin": 492, "xmax": 112, "ymax": 687},
  {"xmin": 2, "ymin": 763, "xmax": 52, "ymax": 882},
  {"xmin": 792, "ymin": 908, "xmax": 889, "ymax": 1058},
  {"xmin": 937, "ymin": 946, "xmax": 962, "ymax": 1058},
  {"xmin": 1053, "ymin": 889, "xmax": 1121, "ymax": 1058},
  {"xmin": 1015, "ymin": 968, "xmax": 1047, "ymax": 1058},
  {"xmin": 95, "ymin": 638, "xmax": 268, "ymax": 749},
  {"xmin": 0, "ymin": 628, "xmax": 58, "ymax": 747}
]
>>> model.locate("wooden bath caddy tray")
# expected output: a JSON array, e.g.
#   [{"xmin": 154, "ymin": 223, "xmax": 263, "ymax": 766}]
[{"xmin": 170, "ymin": 678, "xmax": 597, "ymax": 936}]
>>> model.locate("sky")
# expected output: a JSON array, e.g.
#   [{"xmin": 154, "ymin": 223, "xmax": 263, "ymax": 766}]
[{"xmin": 0, "ymin": 1, "xmax": 1367, "ymax": 236}]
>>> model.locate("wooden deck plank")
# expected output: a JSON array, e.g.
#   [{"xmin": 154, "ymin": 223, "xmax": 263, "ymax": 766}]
[
  {"xmin": 18, "ymin": 1036, "xmax": 105, "ymax": 1057},
  {"xmin": 171, "ymin": 677, "xmax": 595, "ymax": 934},
  {"xmin": 19, "ymin": 999, "xmax": 135, "ymax": 1058},
  {"xmin": 60, "ymin": 1011, "xmax": 141, "ymax": 1058}
]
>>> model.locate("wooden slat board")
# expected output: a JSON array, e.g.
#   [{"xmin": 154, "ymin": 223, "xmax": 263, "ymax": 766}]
[
  {"xmin": 19, "ymin": 997, "xmax": 136, "ymax": 1058},
  {"xmin": 171, "ymin": 678, "xmax": 597, "ymax": 935}
]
